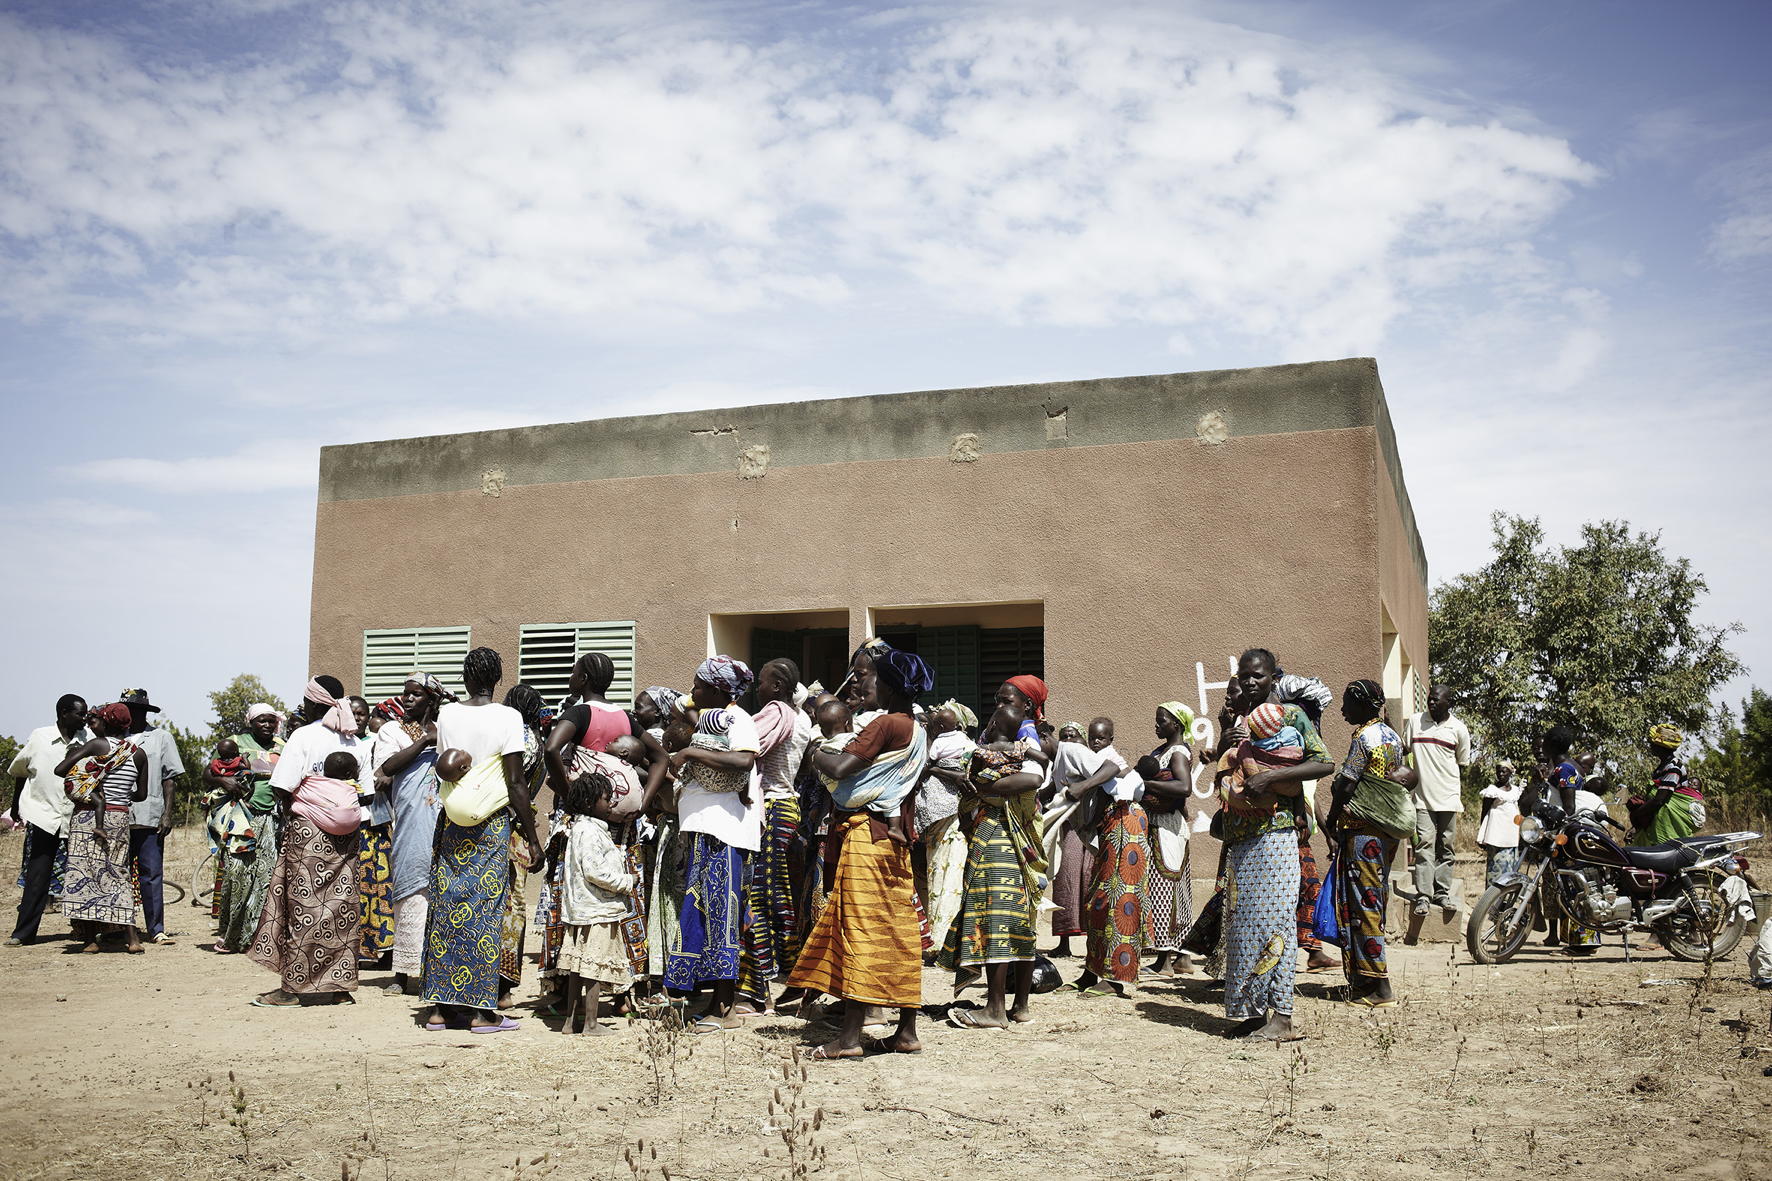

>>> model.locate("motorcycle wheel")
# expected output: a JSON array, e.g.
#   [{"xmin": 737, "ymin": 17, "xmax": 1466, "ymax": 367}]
[
  {"xmin": 1467, "ymin": 882, "xmax": 1533, "ymax": 964},
  {"xmin": 1657, "ymin": 873, "xmax": 1747, "ymax": 963}
]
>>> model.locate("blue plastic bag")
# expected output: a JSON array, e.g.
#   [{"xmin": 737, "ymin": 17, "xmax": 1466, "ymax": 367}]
[{"xmin": 1311, "ymin": 852, "xmax": 1341, "ymax": 944}]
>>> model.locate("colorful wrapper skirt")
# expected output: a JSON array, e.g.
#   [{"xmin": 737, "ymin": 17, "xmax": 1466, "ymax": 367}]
[
  {"xmin": 646, "ymin": 814, "xmax": 685, "ymax": 980},
  {"xmin": 938, "ymin": 803, "xmax": 1037, "ymax": 978},
  {"xmin": 63, "ymin": 806, "xmax": 136, "ymax": 928},
  {"xmin": 1223, "ymin": 827, "xmax": 1301, "ymax": 1018},
  {"xmin": 216, "ymin": 809, "xmax": 277, "ymax": 953},
  {"xmin": 16, "ymin": 824, "xmax": 68, "ymax": 900},
  {"xmin": 1334, "ymin": 825, "xmax": 1398, "ymax": 980},
  {"xmin": 664, "ymin": 833, "xmax": 746, "ymax": 992},
  {"xmin": 248, "ymin": 813, "xmax": 361, "ymax": 994},
  {"xmin": 737, "ymin": 796, "xmax": 802, "ymax": 1002},
  {"xmin": 422, "ymin": 811, "xmax": 511, "ymax": 1010},
  {"xmin": 1084, "ymin": 801, "xmax": 1149, "ymax": 983},
  {"xmin": 1295, "ymin": 834, "xmax": 1324, "ymax": 951},
  {"xmin": 617, "ymin": 842, "xmax": 649, "ymax": 980},
  {"xmin": 1144, "ymin": 807, "xmax": 1194, "ymax": 952},
  {"xmin": 922, "ymin": 814, "xmax": 968, "ymax": 955},
  {"xmin": 788, "ymin": 814, "xmax": 922, "ymax": 1007},
  {"xmin": 358, "ymin": 823, "xmax": 395, "ymax": 960}
]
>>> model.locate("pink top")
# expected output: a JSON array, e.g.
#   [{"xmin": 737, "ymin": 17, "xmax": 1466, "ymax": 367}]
[{"xmin": 566, "ymin": 700, "xmax": 633, "ymax": 753}]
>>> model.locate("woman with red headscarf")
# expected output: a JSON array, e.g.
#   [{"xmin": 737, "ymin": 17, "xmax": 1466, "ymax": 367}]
[{"xmin": 55, "ymin": 703, "xmax": 149, "ymax": 954}]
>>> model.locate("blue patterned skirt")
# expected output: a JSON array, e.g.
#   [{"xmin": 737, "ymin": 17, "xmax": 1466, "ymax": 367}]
[
  {"xmin": 422, "ymin": 811, "xmax": 511, "ymax": 1011},
  {"xmin": 1223, "ymin": 827, "xmax": 1301, "ymax": 1018},
  {"xmin": 664, "ymin": 833, "xmax": 747, "ymax": 992}
]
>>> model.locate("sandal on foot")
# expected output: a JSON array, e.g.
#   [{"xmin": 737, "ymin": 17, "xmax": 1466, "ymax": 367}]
[
  {"xmin": 862, "ymin": 1035, "xmax": 920, "ymax": 1055},
  {"xmin": 691, "ymin": 1017, "xmax": 733, "ymax": 1035},
  {"xmin": 946, "ymin": 1008, "xmax": 1006, "ymax": 1031},
  {"xmin": 1345, "ymin": 993, "xmax": 1399, "ymax": 1009},
  {"xmin": 471, "ymin": 1017, "xmax": 522, "ymax": 1034},
  {"xmin": 808, "ymin": 1044, "xmax": 863, "ymax": 1060}
]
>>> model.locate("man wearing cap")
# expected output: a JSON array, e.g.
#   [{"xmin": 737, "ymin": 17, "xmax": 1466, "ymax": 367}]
[
  {"xmin": 122, "ymin": 688, "xmax": 186, "ymax": 945},
  {"xmin": 7, "ymin": 694, "xmax": 89, "ymax": 945}
]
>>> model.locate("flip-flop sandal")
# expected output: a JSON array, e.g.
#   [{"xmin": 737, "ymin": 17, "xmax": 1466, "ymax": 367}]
[
  {"xmin": 691, "ymin": 1018, "xmax": 734, "ymax": 1035},
  {"xmin": 471, "ymin": 1017, "xmax": 522, "ymax": 1034},
  {"xmin": 808, "ymin": 1044, "xmax": 864, "ymax": 1061},
  {"xmin": 862, "ymin": 1035, "xmax": 920, "ymax": 1055},
  {"xmin": 251, "ymin": 994, "xmax": 300, "ymax": 1008},
  {"xmin": 1076, "ymin": 987, "xmax": 1113, "ymax": 998},
  {"xmin": 1303, "ymin": 963, "xmax": 1342, "ymax": 974},
  {"xmin": 1345, "ymin": 995, "xmax": 1400, "ymax": 1009},
  {"xmin": 946, "ymin": 1009, "xmax": 1006, "ymax": 1031}
]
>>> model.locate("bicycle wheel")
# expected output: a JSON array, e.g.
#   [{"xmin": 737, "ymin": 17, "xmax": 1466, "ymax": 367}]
[{"xmin": 188, "ymin": 850, "xmax": 217, "ymax": 908}]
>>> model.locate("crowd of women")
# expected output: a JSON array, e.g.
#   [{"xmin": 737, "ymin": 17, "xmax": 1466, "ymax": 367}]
[{"xmin": 29, "ymin": 640, "xmax": 1438, "ymax": 1048}]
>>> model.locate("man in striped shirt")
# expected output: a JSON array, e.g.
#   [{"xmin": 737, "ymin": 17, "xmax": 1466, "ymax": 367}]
[{"xmin": 1403, "ymin": 685, "xmax": 1472, "ymax": 917}]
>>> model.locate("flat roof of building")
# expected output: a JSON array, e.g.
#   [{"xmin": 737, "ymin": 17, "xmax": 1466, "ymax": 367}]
[{"xmin": 318, "ymin": 355, "xmax": 1424, "ymax": 580}]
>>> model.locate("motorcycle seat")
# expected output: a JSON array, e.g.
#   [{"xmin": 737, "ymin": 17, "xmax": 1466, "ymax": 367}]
[{"xmin": 1622, "ymin": 836, "xmax": 1724, "ymax": 874}]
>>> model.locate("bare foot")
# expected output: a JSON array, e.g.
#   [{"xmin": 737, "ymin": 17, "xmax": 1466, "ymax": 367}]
[
  {"xmin": 948, "ymin": 1008, "xmax": 1009, "ymax": 1030},
  {"xmin": 79, "ymin": 942, "xmax": 101, "ymax": 955},
  {"xmin": 1243, "ymin": 1013, "xmax": 1301, "ymax": 1041},
  {"xmin": 810, "ymin": 1042, "xmax": 864, "ymax": 1060},
  {"xmin": 577, "ymin": 1022, "xmax": 614, "ymax": 1036},
  {"xmin": 1008, "ymin": 1004, "xmax": 1033, "ymax": 1023}
]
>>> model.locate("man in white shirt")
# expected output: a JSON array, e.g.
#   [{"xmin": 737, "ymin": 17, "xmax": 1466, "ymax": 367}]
[
  {"xmin": 121, "ymin": 688, "xmax": 186, "ymax": 945},
  {"xmin": 1403, "ymin": 684, "xmax": 1472, "ymax": 916},
  {"xmin": 7, "ymin": 694, "xmax": 89, "ymax": 945}
]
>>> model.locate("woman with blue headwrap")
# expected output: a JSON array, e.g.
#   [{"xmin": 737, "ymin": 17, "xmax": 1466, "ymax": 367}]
[
  {"xmin": 788, "ymin": 646, "xmax": 932, "ymax": 1058},
  {"xmin": 664, "ymin": 656, "xmax": 761, "ymax": 1031}
]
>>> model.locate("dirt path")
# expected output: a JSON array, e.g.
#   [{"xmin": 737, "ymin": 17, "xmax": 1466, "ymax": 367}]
[{"xmin": 1, "ymin": 825, "xmax": 1768, "ymax": 1180}]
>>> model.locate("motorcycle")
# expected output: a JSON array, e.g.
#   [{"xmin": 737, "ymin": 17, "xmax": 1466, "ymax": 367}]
[{"xmin": 1466, "ymin": 802, "xmax": 1759, "ymax": 964}]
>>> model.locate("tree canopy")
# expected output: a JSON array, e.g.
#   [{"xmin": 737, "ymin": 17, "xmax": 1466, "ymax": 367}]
[
  {"xmin": 1691, "ymin": 689, "xmax": 1772, "ymax": 823},
  {"xmin": 1429, "ymin": 514, "xmax": 1741, "ymax": 788},
  {"xmin": 205, "ymin": 674, "xmax": 289, "ymax": 744}
]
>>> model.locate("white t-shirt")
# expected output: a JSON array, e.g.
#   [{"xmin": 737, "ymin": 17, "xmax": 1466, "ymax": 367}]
[
  {"xmin": 678, "ymin": 706, "xmax": 763, "ymax": 852},
  {"xmin": 1476, "ymin": 782, "xmax": 1522, "ymax": 848},
  {"xmin": 435, "ymin": 702, "xmax": 526, "ymax": 767},
  {"xmin": 1403, "ymin": 711, "xmax": 1471, "ymax": 813},
  {"xmin": 270, "ymin": 722, "xmax": 364, "ymax": 793}
]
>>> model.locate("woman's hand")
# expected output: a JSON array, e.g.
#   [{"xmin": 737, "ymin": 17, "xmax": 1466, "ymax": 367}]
[
  {"xmin": 525, "ymin": 838, "xmax": 544, "ymax": 870},
  {"xmin": 1243, "ymin": 769, "xmax": 1280, "ymax": 794}
]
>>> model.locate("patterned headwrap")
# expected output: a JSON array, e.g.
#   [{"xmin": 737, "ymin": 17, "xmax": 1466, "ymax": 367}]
[
  {"xmin": 372, "ymin": 697, "xmax": 406, "ymax": 721},
  {"xmin": 1247, "ymin": 702, "xmax": 1286, "ymax": 739},
  {"xmin": 1158, "ymin": 701, "xmax": 1196, "ymax": 736},
  {"xmin": 303, "ymin": 678, "xmax": 356, "ymax": 735},
  {"xmin": 641, "ymin": 686, "xmax": 684, "ymax": 720},
  {"xmin": 1345, "ymin": 679, "xmax": 1386, "ymax": 709},
  {"xmin": 874, "ymin": 649, "xmax": 935, "ymax": 697},
  {"xmin": 93, "ymin": 702, "xmax": 132, "ymax": 732},
  {"xmin": 937, "ymin": 699, "xmax": 979, "ymax": 731},
  {"xmin": 405, "ymin": 670, "xmax": 448, "ymax": 697},
  {"xmin": 1649, "ymin": 722, "xmax": 1684, "ymax": 750},
  {"xmin": 1005, "ymin": 675, "xmax": 1049, "ymax": 720},
  {"xmin": 695, "ymin": 656, "xmax": 754, "ymax": 699}
]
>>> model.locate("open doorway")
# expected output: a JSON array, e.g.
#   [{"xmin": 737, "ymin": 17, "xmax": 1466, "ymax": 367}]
[
  {"xmin": 709, "ymin": 609, "xmax": 851, "ymax": 697},
  {"xmin": 869, "ymin": 601, "xmax": 1043, "ymax": 719}
]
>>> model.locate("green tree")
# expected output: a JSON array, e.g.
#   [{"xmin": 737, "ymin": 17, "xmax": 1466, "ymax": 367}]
[
  {"xmin": 1430, "ymin": 514, "xmax": 1741, "ymax": 789},
  {"xmin": 206, "ymin": 675, "xmax": 288, "ymax": 744},
  {"xmin": 1691, "ymin": 689, "xmax": 1772, "ymax": 823}
]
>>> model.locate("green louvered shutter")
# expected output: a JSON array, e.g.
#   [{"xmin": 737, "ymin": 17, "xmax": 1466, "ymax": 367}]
[
  {"xmin": 919, "ymin": 625, "xmax": 980, "ymax": 710},
  {"xmin": 978, "ymin": 627, "xmax": 1045, "ymax": 722},
  {"xmin": 519, "ymin": 622, "xmax": 637, "ymax": 709},
  {"xmin": 362, "ymin": 626, "xmax": 472, "ymax": 703}
]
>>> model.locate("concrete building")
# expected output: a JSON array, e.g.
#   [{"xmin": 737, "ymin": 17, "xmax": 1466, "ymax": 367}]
[{"xmin": 310, "ymin": 357, "xmax": 1428, "ymax": 805}]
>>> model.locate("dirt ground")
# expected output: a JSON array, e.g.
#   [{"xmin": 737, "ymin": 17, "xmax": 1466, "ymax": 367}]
[{"xmin": 2, "ymin": 824, "xmax": 1770, "ymax": 1181}]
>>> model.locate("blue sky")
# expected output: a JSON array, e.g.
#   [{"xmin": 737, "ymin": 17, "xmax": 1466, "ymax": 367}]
[{"xmin": 2, "ymin": 0, "xmax": 1768, "ymax": 737}]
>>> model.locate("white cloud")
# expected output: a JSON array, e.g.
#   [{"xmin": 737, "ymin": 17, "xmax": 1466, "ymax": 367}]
[
  {"xmin": 1706, "ymin": 147, "xmax": 1772, "ymax": 265},
  {"xmin": 0, "ymin": 3, "xmax": 1597, "ymax": 358}
]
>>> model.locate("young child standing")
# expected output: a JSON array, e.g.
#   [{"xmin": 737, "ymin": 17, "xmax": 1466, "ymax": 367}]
[{"xmin": 555, "ymin": 771, "xmax": 637, "ymax": 1035}]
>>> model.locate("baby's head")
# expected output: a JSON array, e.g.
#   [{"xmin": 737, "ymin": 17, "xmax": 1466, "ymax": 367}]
[
  {"xmin": 322, "ymin": 750, "xmax": 359, "ymax": 782},
  {"xmin": 660, "ymin": 722, "xmax": 695, "ymax": 755},
  {"xmin": 436, "ymin": 747, "xmax": 471, "ymax": 782},
  {"xmin": 215, "ymin": 738, "xmax": 240, "ymax": 762},
  {"xmin": 1087, "ymin": 717, "xmax": 1114, "ymax": 752},
  {"xmin": 1134, "ymin": 754, "xmax": 1162, "ymax": 781},
  {"xmin": 1247, "ymin": 703, "xmax": 1286, "ymax": 740},
  {"xmin": 930, "ymin": 706, "xmax": 958, "ymax": 736},
  {"xmin": 606, "ymin": 734, "xmax": 646, "ymax": 768},
  {"xmin": 816, "ymin": 698, "xmax": 853, "ymax": 739},
  {"xmin": 1057, "ymin": 721, "xmax": 1085, "ymax": 744},
  {"xmin": 565, "ymin": 770, "xmax": 615, "ymax": 819}
]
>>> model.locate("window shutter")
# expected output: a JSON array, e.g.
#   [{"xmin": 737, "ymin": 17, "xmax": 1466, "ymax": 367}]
[
  {"xmin": 978, "ymin": 627, "xmax": 1045, "ymax": 722},
  {"xmin": 361, "ymin": 626, "xmax": 471, "ymax": 703},
  {"xmin": 921, "ymin": 625, "xmax": 980, "ymax": 710},
  {"xmin": 519, "ymin": 621, "xmax": 638, "ymax": 709}
]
